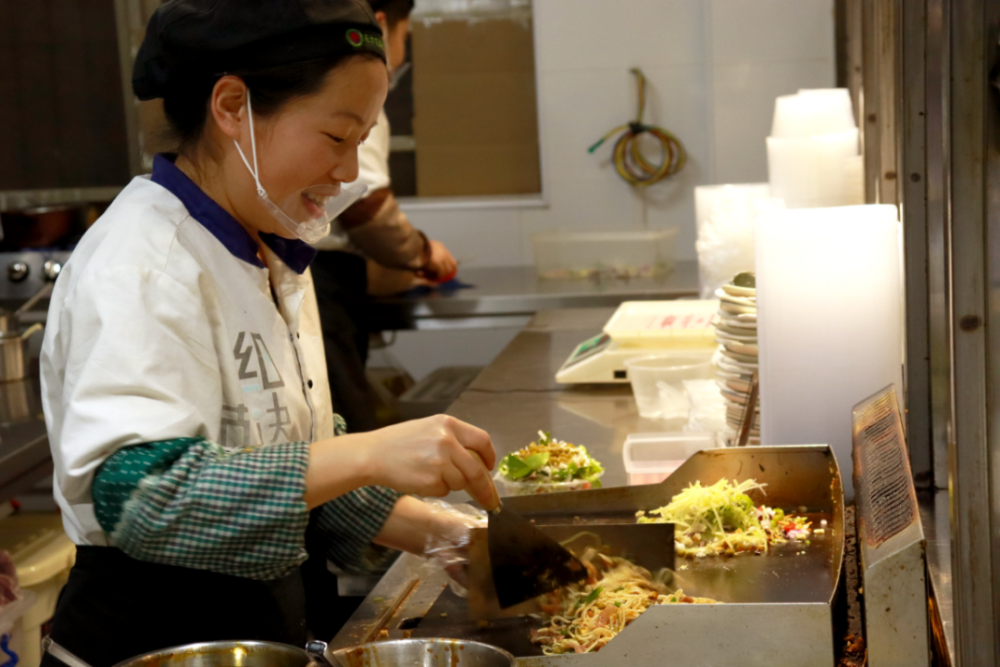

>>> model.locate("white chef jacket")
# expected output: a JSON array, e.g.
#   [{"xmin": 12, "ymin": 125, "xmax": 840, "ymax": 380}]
[
  {"xmin": 313, "ymin": 109, "xmax": 391, "ymax": 251},
  {"xmin": 42, "ymin": 155, "xmax": 334, "ymax": 546},
  {"xmin": 357, "ymin": 108, "xmax": 392, "ymax": 192}
]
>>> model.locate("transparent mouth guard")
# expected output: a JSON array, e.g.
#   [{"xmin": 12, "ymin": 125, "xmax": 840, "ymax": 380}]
[
  {"xmin": 235, "ymin": 90, "xmax": 368, "ymax": 244},
  {"xmin": 260, "ymin": 182, "xmax": 368, "ymax": 244}
]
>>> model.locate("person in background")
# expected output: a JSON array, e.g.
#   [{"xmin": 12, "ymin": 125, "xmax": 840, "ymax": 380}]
[
  {"xmin": 311, "ymin": 0, "xmax": 457, "ymax": 435},
  {"xmin": 39, "ymin": 2, "xmax": 495, "ymax": 663}
]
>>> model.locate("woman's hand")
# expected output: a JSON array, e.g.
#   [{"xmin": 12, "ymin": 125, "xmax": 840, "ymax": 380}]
[
  {"xmin": 422, "ymin": 240, "xmax": 458, "ymax": 281},
  {"xmin": 373, "ymin": 495, "xmax": 484, "ymax": 556},
  {"xmin": 365, "ymin": 415, "xmax": 497, "ymax": 508},
  {"xmin": 366, "ymin": 259, "xmax": 431, "ymax": 296},
  {"xmin": 305, "ymin": 415, "xmax": 499, "ymax": 510}
]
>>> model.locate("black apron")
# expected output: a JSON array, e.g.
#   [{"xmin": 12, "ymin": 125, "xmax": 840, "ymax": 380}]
[
  {"xmin": 40, "ymin": 547, "xmax": 308, "ymax": 667},
  {"xmin": 310, "ymin": 250, "xmax": 378, "ymax": 433}
]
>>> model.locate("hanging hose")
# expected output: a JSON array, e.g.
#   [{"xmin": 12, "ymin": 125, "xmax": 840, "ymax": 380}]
[{"xmin": 588, "ymin": 68, "xmax": 687, "ymax": 187}]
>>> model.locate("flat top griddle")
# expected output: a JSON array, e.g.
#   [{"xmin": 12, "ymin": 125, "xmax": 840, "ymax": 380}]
[{"xmin": 331, "ymin": 446, "xmax": 845, "ymax": 667}]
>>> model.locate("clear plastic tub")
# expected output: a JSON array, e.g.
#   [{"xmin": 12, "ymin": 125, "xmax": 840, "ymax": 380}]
[
  {"xmin": 531, "ymin": 229, "xmax": 678, "ymax": 280},
  {"xmin": 495, "ymin": 471, "xmax": 605, "ymax": 496},
  {"xmin": 623, "ymin": 432, "xmax": 721, "ymax": 485},
  {"xmin": 624, "ymin": 354, "xmax": 713, "ymax": 419}
]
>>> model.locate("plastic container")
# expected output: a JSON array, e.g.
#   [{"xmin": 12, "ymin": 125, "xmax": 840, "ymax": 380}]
[
  {"xmin": 624, "ymin": 354, "xmax": 713, "ymax": 419},
  {"xmin": 623, "ymin": 432, "xmax": 721, "ymax": 485},
  {"xmin": 0, "ymin": 591, "xmax": 36, "ymax": 667},
  {"xmin": 0, "ymin": 514, "xmax": 76, "ymax": 667},
  {"xmin": 771, "ymin": 89, "xmax": 856, "ymax": 139},
  {"xmin": 531, "ymin": 229, "xmax": 678, "ymax": 280},
  {"xmin": 766, "ymin": 129, "xmax": 860, "ymax": 209},
  {"xmin": 495, "ymin": 471, "xmax": 605, "ymax": 496}
]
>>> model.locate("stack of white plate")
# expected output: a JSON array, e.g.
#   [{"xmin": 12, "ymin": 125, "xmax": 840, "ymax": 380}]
[{"xmin": 713, "ymin": 273, "xmax": 760, "ymax": 445}]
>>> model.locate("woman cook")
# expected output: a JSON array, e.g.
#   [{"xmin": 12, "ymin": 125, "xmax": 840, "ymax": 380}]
[{"xmin": 39, "ymin": 1, "xmax": 497, "ymax": 664}]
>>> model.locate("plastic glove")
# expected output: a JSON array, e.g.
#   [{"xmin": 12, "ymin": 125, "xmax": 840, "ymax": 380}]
[{"xmin": 416, "ymin": 499, "xmax": 486, "ymax": 597}]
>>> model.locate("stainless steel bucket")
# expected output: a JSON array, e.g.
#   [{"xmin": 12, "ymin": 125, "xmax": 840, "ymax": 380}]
[
  {"xmin": 329, "ymin": 639, "xmax": 515, "ymax": 667},
  {"xmin": 111, "ymin": 641, "xmax": 316, "ymax": 667}
]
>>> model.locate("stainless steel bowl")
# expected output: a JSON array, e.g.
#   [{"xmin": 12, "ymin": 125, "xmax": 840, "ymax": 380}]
[
  {"xmin": 112, "ymin": 640, "xmax": 315, "ymax": 667},
  {"xmin": 329, "ymin": 639, "xmax": 515, "ymax": 667}
]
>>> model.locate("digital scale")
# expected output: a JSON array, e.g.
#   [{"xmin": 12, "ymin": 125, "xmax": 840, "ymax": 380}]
[{"xmin": 555, "ymin": 300, "xmax": 719, "ymax": 384}]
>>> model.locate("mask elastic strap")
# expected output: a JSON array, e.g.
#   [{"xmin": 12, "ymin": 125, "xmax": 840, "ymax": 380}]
[{"xmin": 234, "ymin": 91, "xmax": 267, "ymax": 198}]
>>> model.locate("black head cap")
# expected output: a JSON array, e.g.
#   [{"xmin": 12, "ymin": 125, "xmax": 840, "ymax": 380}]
[{"xmin": 133, "ymin": 0, "xmax": 386, "ymax": 101}]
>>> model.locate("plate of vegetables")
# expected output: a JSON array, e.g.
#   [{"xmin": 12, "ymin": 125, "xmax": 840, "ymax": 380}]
[{"xmin": 496, "ymin": 431, "xmax": 605, "ymax": 495}]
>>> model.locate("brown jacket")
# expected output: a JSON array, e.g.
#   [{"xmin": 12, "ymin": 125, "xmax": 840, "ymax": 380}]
[{"xmin": 338, "ymin": 187, "xmax": 430, "ymax": 271}]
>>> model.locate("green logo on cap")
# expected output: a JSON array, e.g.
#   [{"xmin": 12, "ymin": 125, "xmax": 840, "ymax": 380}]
[{"xmin": 346, "ymin": 28, "xmax": 383, "ymax": 50}]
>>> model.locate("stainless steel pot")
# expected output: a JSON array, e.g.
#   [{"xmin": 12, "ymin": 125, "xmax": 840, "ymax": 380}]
[
  {"xmin": 0, "ymin": 323, "xmax": 42, "ymax": 382},
  {"xmin": 111, "ymin": 641, "xmax": 317, "ymax": 667},
  {"xmin": 326, "ymin": 639, "xmax": 516, "ymax": 667}
]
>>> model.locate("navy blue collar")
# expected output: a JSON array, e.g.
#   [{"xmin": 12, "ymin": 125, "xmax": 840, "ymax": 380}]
[{"xmin": 151, "ymin": 154, "xmax": 317, "ymax": 275}]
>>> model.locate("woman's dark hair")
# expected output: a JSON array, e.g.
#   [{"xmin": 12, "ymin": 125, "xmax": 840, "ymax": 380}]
[
  {"xmin": 368, "ymin": 0, "xmax": 414, "ymax": 26},
  {"xmin": 162, "ymin": 51, "xmax": 382, "ymax": 155}
]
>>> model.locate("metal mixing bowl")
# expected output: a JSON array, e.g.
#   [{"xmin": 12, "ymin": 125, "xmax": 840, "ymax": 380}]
[
  {"xmin": 329, "ymin": 639, "xmax": 515, "ymax": 667},
  {"xmin": 112, "ymin": 640, "xmax": 315, "ymax": 667}
]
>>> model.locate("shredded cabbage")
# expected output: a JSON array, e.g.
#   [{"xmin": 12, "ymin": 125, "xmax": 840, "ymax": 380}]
[{"xmin": 637, "ymin": 478, "xmax": 811, "ymax": 557}]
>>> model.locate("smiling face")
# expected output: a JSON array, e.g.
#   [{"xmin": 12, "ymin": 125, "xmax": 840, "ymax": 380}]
[{"xmin": 203, "ymin": 55, "xmax": 389, "ymax": 240}]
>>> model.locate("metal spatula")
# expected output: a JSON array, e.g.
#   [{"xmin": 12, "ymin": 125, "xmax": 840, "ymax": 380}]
[{"xmin": 485, "ymin": 499, "xmax": 588, "ymax": 609}]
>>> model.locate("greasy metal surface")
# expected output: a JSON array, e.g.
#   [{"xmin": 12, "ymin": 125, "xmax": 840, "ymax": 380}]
[
  {"xmin": 487, "ymin": 506, "xmax": 587, "ymax": 609},
  {"xmin": 468, "ymin": 523, "xmax": 675, "ymax": 618},
  {"xmin": 921, "ymin": 490, "xmax": 954, "ymax": 666},
  {"xmin": 852, "ymin": 385, "xmax": 929, "ymax": 666},
  {"xmin": 852, "ymin": 386, "xmax": 919, "ymax": 548},
  {"xmin": 367, "ymin": 264, "xmax": 698, "ymax": 331}
]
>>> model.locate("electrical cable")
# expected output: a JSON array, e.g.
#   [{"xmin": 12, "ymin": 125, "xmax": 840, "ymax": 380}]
[{"xmin": 588, "ymin": 68, "xmax": 687, "ymax": 187}]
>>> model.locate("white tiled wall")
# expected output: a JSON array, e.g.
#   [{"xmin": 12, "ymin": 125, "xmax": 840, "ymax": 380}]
[{"xmin": 403, "ymin": 0, "xmax": 835, "ymax": 266}]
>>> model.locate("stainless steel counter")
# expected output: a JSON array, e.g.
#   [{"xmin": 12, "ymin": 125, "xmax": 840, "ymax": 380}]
[
  {"xmin": 447, "ymin": 308, "xmax": 687, "ymax": 502},
  {"xmin": 368, "ymin": 262, "xmax": 699, "ymax": 331}
]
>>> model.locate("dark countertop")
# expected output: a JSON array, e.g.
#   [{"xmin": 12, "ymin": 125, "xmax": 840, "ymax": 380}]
[{"xmin": 368, "ymin": 262, "xmax": 699, "ymax": 330}]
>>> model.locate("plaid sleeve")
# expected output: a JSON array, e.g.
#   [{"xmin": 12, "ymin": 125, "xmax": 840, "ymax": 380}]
[
  {"xmin": 313, "ymin": 485, "xmax": 402, "ymax": 573},
  {"xmin": 312, "ymin": 413, "xmax": 402, "ymax": 573},
  {"xmin": 92, "ymin": 437, "xmax": 311, "ymax": 580}
]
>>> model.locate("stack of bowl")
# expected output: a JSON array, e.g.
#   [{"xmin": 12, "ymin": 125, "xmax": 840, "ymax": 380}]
[{"xmin": 713, "ymin": 272, "xmax": 760, "ymax": 445}]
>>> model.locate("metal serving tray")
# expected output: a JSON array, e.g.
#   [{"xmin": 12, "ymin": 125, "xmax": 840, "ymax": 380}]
[{"xmin": 329, "ymin": 445, "xmax": 845, "ymax": 667}]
